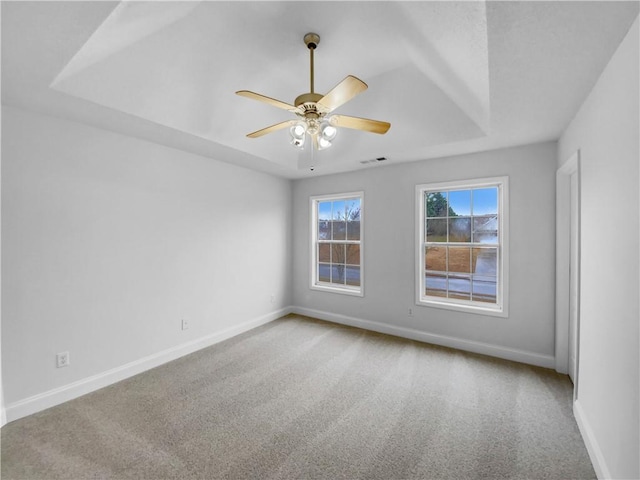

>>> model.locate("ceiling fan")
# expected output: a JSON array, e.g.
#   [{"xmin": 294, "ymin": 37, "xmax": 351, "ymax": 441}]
[{"xmin": 236, "ymin": 33, "xmax": 390, "ymax": 151}]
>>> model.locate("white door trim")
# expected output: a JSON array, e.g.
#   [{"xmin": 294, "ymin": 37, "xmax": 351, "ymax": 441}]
[{"xmin": 555, "ymin": 150, "xmax": 581, "ymax": 390}]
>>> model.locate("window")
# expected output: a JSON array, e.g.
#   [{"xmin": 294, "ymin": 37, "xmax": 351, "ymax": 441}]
[
  {"xmin": 310, "ymin": 192, "xmax": 363, "ymax": 296},
  {"xmin": 416, "ymin": 177, "xmax": 508, "ymax": 316}
]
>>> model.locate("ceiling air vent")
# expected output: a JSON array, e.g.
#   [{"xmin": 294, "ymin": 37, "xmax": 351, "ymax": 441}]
[{"xmin": 360, "ymin": 157, "xmax": 388, "ymax": 165}]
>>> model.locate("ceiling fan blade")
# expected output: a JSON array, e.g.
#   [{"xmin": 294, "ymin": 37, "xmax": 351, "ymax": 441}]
[
  {"xmin": 236, "ymin": 90, "xmax": 299, "ymax": 113},
  {"xmin": 317, "ymin": 75, "xmax": 368, "ymax": 112},
  {"xmin": 247, "ymin": 120, "xmax": 296, "ymax": 138},
  {"xmin": 330, "ymin": 115, "xmax": 391, "ymax": 134}
]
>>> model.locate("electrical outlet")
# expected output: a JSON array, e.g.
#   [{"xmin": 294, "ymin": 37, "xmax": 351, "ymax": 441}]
[
  {"xmin": 408, "ymin": 308, "xmax": 414, "ymax": 317},
  {"xmin": 270, "ymin": 295, "xmax": 275, "ymax": 304},
  {"xmin": 181, "ymin": 319, "xmax": 189, "ymax": 331},
  {"xmin": 56, "ymin": 351, "xmax": 70, "ymax": 368}
]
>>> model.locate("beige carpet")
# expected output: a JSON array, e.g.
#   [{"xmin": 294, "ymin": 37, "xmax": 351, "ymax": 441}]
[{"xmin": 2, "ymin": 314, "xmax": 595, "ymax": 479}]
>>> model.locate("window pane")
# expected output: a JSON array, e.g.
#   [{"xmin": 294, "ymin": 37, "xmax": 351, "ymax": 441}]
[
  {"xmin": 318, "ymin": 201, "xmax": 332, "ymax": 240},
  {"xmin": 346, "ymin": 266, "xmax": 361, "ymax": 287},
  {"xmin": 448, "ymin": 246, "xmax": 471, "ymax": 273},
  {"xmin": 331, "ymin": 243, "xmax": 346, "ymax": 264},
  {"xmin": 345, "ymin": 244, "xmax": 360, "ymax": 265},
  {"xmin": 449, "ymin": 190, "xmax": 471, "ymax": 216},
  {"xmin": 318, "ymin": 201, "xmax": 332, "ymax": 220},
  {"xmin": 346, "ymin": 199, "xmax": 361, "ymax": 240},
  {"xmin": 332, "ymin": 201, "xmax": 346, "ymax": 240},
  {"xmin": 332, "ymin": 222, "xmax": 346, "ymax": 240},
  {"xmin": 318, "ymin": 243, "xmax": 330, "ymax": 263},
  {"xmin": 449, "ymin": 217, "xmax": 471, "ymax": 242},
  {"xmin": 473, "ymin": 216, "xmax": 498, "ymax": 244},
  {"xmin": 472, "ymin": 248, "xmax": 497, "ymax": 276},
  {"xmin": 347, "ymin": 221, "xmax": 360, "ymax": 241},
  {"xmin": 426, "ymin": 246, "xmax": 446, "ymax": 272},
  {"xmin": 448, "ymin": 274, "xmax": 471, "ymax": 300},
  {"xmin": 426, "ymin": 218, "xmax": 447, "ymax": 242},
  {"xmin": 472, "ymin": 275, "xmax": 497, "ymax": 303},
  {"xmin": 473, "ymin": 188, "xmax": 498, "ymax": 215},
  {"xmin": 318, "ymin": 221, "xmax": 330, "ymax": 240},
  {"xmin": 426, "ymin": 192, "xmax": 448, "ymax": 217},
  {"xmin": 331, "ymin": 265, "xmax": 347, "ymax": 285},
  {"xmin": 425, "ymin": 273, "xmax": 447, "ymax": 297},
  {"xmin": 345, "ymin": 198, "xmax": 360, "ymax": 212},
  {"xmin": 318, "ymin": 263, "xmax": 331, "ymax": 283}
]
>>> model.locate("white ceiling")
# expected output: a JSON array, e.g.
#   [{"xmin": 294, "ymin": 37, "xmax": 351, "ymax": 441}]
[{"xmin": 2, "ymin": 1, "xmax": 638, "ymax": 179}]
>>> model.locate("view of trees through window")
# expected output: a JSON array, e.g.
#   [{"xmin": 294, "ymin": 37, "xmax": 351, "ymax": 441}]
[
  {"xmin": 311, "ymin": 184, "xmax": 502, "ymax": 305},
  {"xmin": 424, "ymin": 187, "xmax": 499, "ymax": 303},
  {"xmin": 316, "ymin": 197, "xmax": 361, "ymax": 289}
]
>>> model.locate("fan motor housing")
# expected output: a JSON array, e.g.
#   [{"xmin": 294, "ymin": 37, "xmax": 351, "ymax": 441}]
[
  {"xmin": 295, "ymin": 93, "xmax": 325, "ymax": 119},
  {"xmin": 294, "ymin": 93, "xmax": 323, "ymax": 107}
]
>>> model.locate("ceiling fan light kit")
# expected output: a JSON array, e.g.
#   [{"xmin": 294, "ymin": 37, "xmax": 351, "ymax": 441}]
[{"xmin": 236, "ymin": 32, "xmax": 390, "ymax": 153}]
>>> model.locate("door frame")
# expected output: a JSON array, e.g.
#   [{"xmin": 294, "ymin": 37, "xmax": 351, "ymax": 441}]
[{"xmin": 555, "ymin": 150, "xmax": 581, "ymax": 398}]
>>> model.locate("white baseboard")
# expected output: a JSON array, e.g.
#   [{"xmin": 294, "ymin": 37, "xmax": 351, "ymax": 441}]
[
  {"xmin": 5, "ymin": 307, "xmax": 292, "ymax": 423},
  {"xmin": 1, "ymin": 389, "xmax": 6, "ymax": 427},
  {"xmin": 574, "ymin": 399, "xmax": 610, "ymax": 479},
  {"xmin": 292, "ymin": 306, "xmax": 555, "ymax": 369}
]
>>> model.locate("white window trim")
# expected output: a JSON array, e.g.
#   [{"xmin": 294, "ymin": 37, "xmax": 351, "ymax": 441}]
[
  {"xmin": 415, "ymin": 177, "xmax": 509, "ymax": 317},
  {"xmin": 310, "ymin": 191, "xmax": 364, "ymax": 297}
]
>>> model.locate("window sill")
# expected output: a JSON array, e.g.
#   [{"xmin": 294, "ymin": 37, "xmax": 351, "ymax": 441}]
[
  {"xmin": 311, "ymin": 283, "xmax": 364, "ymax": 297},
  {"xmin": 417, "ymin": 297, "xmax": 508, "ymax": 318}
]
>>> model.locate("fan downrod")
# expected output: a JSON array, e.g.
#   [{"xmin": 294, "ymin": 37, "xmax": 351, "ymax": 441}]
[{"xmin": 297, "ymin": 32, "xmax": 323, "ymax": 109}]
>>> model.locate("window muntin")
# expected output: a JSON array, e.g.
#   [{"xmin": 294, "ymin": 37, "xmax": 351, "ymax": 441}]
[
  {"xmin": 417, "ymin": 178, "xmax": 508, "ymax": 316},
  {"xmin": 311, "ymin": 193, "xmax": 363, "ymax": 296}
]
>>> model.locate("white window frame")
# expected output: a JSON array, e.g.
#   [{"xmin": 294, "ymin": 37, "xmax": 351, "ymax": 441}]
[
  {"xmin": 416, "ymin": 177, "xmax": 509, "ymax": 317},
  {"xmin": 310, "ymin": 192, "xmax": 364, "ymax": 297}
]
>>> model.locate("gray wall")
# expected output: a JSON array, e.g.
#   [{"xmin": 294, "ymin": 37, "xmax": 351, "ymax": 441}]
[
  {"xmin": 1, "ymin": 106, "xmax": 292, "ymax": 411},
  {"xmin": 292, "ymin": 141, "xmax": 557, "ymax": 364},
  {"xmin": 558, "ymin": 17, "xmax": 639, "ymax": 480}
]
